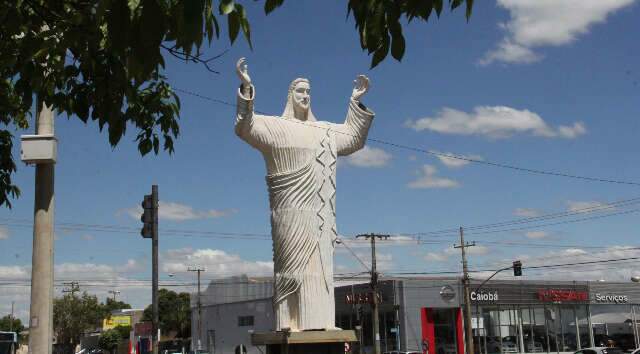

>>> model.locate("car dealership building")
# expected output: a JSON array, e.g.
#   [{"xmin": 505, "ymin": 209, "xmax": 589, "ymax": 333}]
[{"xmin": 193, "ymin": 276, "xmax": 640, "ymax": 354}]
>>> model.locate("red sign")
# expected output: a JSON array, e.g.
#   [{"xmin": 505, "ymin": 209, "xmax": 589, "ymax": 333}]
[{"xmin": 537, "ymin": 289, "xmax": 588, "ymax": 302}]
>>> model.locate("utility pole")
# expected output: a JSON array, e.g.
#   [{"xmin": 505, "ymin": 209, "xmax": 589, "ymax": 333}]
[
  {"xmin": 62, "ymin": 282, "xmax": 80, "ymax": 296},
  {"xmin": 188, "ymin": 267, "xmax": 206, "ymax": 351},
  {"xmin": 356, "ymin": 233, "xmax": 390, "ymax": 354},
  {"xmin": 108, "ymin": 290, "xmax": 121, "ymax": 302},
  {"xmin": 454, "ymin": 227, "xmax": 475, "ymax": 354},
  {"xmin": 140, "ymin": 185, "xmax": 159, "ymax": 354},
  {"xmin": 27, "ymin": 102, "xmax": 56, "ymax": 354},
  {"xmin": 10, "ymin": 301, "xmax": 14, "ymax": 332}
]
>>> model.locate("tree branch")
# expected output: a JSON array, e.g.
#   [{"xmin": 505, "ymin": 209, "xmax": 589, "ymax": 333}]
[{"xmin": 160, "ymin": 44, "xmax": 228, "ymax": 74}]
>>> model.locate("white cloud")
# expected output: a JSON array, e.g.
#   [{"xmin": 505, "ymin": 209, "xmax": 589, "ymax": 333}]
[
  {"xmin": 344, "ymin": 146, "xmax": 392, "ymax": 168},
  {"xmin": 81, "ymin": 234, "xmax": 94, "ymax": 241},
  {"xmin": 434, "ymin": 152, "xmax": 483, "ymax": 168},
  {"xmin": 479, "ymin": 39, "xmax": 542, "ymax": 65},
  {"xmin": 481, "ymin": 0, "xmax": 637, "ymax": 65},
  {"xmin": 525, "ymin": 231, "xmax": 549, "ymax": 239},
  {"xmin": 514, "ymin": 208, "xmax": 542, "ymax": 217},
  {"xmin": 56, "ymin": 263, "xmax": 120, "ymax": 280},
  {"xmin": 162, "ymin": 248, "xmax": 273, "ymax": 277},
  {"xmin": 353, "ymin": 252, "xmax": 394, "ymax": 271},
  {"xmin": 566, "ymin": 200, "xmax": 610, "ymax": 213},
  {"xmin": 0, "ymin": 226, "xmax": 8, "ymax": 240},
  {"xmin": 0, "ymin": 265, "xmax": 29, "ymax": 279},
  {"xmin": 406, "ymin": 106, "xmax": 586, "ymax": 139},
  {"xmin": 424, "ymin": 252, "xmax": 449, "ymax": 262},
  {"xmin": 408, "ymin": 165, "xmax": 459, "ymax": 189},
  {"xmin": 425, "ymin": 245, "xmax": 490, "ymax": 263},
  {"xmin": 119, "ymin": 201, "xmax": 238, "ymax": 222}
]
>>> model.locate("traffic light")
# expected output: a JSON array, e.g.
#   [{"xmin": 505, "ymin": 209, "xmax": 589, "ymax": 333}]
[
  {"xmin": 141, "ymin": 194, "xmax": 154, "ymax": 238},
  {"xmin": 513, "ymin": 260, "xmax": 522, "ymax": 276}
]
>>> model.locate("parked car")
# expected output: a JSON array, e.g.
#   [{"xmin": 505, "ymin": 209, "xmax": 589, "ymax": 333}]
[{"xmin": 501, "ymin": 336, "xmax": 519, "ymax": 353}]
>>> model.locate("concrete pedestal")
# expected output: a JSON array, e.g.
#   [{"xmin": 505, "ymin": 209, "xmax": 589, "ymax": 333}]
[{"xmin": 251, "ymin": 330, "xmax": 357, "ymax": 354}]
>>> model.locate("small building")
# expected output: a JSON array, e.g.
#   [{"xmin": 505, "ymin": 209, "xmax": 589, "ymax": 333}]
[{"xmin": 192, "ymin": 276, "xmax": 640, "ymax": 354}]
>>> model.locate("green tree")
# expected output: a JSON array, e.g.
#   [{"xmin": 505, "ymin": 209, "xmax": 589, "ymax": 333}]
[
  {"xmin": 0, "ymin": 0, "xmax": 473, "ymax": 207},
  {"xmin": 53, "ymin": 292, "xmax": 104, "ymax": 352},
  {"xmin": 0, "ymin": 314, "xmax": 24, "ymax": 338},
  {"xmin": 143, "ymin": 288, "xmax": 191, "ymax": 338},
  {"xmin": 98, "ymin": 328, "xmax": 121, "ymax": 354},
  {"xmin": 101, "ymin": 297, "xmax": 132, "ymax": 317}
]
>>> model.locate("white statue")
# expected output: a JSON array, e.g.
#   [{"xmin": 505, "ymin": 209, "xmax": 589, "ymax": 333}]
[{"xmin": 234, "ymin": 58, "xmax": 375, "ymax": 331}]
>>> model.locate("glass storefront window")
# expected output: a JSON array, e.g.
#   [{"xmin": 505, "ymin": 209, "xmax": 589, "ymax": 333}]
[{"xmin": 590, "ymin": 304, "xmax": 635, "ymax": 351}]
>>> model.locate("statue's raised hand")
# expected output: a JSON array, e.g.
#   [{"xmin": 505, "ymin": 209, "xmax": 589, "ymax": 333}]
[
  {"xmin": 351, "ymin": 75, "xmax": 369, "ymax": 101},
  {"xmin": 236, "ymin": 57, "xmax": 251, "ymax": 89}
]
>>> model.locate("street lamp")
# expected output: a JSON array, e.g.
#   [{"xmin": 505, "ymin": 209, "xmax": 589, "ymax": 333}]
[{"xmin": 631, "ymin": 276, "xmax": 640, "ymax": 283}]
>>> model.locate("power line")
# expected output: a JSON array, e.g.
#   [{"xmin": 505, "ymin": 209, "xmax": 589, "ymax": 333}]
[
  {"xmin": 173, "ymin": 86, "xmax": 640, "ymax": 187},
  {"xmin": 408, "ymin": 196, "xmax": 640, "ymax": 237}
]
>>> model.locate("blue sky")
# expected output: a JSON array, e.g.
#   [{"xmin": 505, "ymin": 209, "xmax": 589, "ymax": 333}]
[{"xmin": 1, "ymin": 0, "xmax": 640, "ymax": 319}]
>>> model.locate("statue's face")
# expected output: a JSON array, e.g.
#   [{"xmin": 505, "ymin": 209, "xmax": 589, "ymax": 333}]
[{"xmin": 292, "ymin": 81, "xmax": 310, "ymax": 113}]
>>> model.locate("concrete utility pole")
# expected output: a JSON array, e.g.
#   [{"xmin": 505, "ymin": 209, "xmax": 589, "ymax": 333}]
[
  {"xmin": 356, "ymin": 233, "xmax": 390, "ymax": 354},
  {"xmin": 28, "ymin": 102, "xmax": 55, "ymax": 354},
  {"xmin": 454, "ymin": 227, "xmax": 475, "ymax": 354},
  {"xmin": 62, "ymin": 282, "xmax": 80, "ymax": 296},
  {"xmin": 188, "ymin": 267, "xmax": 206, "ymax": 351},
  {"xmin": 10, "ymin": 301, "xmax": 14, "ymax": 332}
]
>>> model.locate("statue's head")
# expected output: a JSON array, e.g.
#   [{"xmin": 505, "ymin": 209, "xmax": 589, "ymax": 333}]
[
  {"xmin": 292, "ymin": 79, "xmax": 310, "ymax": 112},
  {"xmin": 282, "ymin": 78, "xmax": 316, "ymax": 122}
]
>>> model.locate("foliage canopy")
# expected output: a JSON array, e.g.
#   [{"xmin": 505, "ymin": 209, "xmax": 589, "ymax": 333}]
[
  {"xmin": 0, "ymin": 0, "xmax": 472, "ymax": 207},
  {"xmin": 143, "ymin": 288, "xmax": 191, "ymax": 339}
]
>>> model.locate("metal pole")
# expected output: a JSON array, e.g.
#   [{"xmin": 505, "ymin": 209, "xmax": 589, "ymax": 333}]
[
  {"xmin": 371, "ymin": 235, "xmax": 381, "ymax": 354},
  {"xmin": 456, "ymin": 227, "xmax": 475, "ymax": 354},
  {"xmin": 152, "ymin": 185, "xmax": 159, "ymax": 354},
  {"xmin": 188, "ymin": 267, "xmax": 205, "ymax": 350},
  {"xmin": 28, "ymin": 102, "xmax": 55, "ymax": 354},
  {"xmin": 394, "ymin": 282, "xmax": 401, "ymax": 351},
  {"xmin": 198, "ymin": 270, "xmax": 202, "ymax": 351}
]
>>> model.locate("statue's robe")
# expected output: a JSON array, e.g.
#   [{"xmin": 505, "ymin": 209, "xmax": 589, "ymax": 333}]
[{"xmin": 235, "ymin": 86, "xmax": 374, "ymax": 330}]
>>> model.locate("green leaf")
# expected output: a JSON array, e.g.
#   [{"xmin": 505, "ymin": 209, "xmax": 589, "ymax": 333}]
[
  {"xmin": 451, "ymin": 0, "xmax": 464, "ymax": 10},
  {"xmin": 434, "ymin": 0, "xmax": 443, "ymax": 17},
  {"xmin": 236, "ymin": 4, "xmax": 252, "ymax": 49},
  {"xmin": 370, "ymin": 33, "xmax": 389, "ymax": 69},
  {"xmin": 219, "ymin": 0, "xmax": 234, "ymax": 15},
  {"xmin": 389, "ymin": 22, "xmax": 405, "ymax": 61},
  {"xmin": 264, "ymin": 0, "xmax": 284, "ymax": 14},
  {"xmin": 107, "ymin": 0, "xmax": 131, "ymax": 55},
  {"xmin": 466, "ymin": 0, "xmax": 474, "ymax": 21},
  {"xmin": 227, "ymin": 11, "xmax": 240, "ymax": 44}
]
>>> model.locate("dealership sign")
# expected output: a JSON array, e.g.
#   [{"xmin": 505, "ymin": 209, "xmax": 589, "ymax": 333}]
[
  {"xmin": 345, "ymin": 291, "xmax": 382, "ymax": 305},
  {"xmin": 537, "ymin": 289, "xmax": 588, "ymax": 302},
  {"xmin": 595, "ymin": 293, "xmax": 629, "ymax": 303},
  {"xmin": 471, "ymin": 290, "xmax": 499, "ymax": 302}
]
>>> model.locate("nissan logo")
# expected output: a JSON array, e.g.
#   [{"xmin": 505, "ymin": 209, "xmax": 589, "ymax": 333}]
[{"xmin": 440, "ymin": 285, "xmax": 456, "ymax": 302}]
